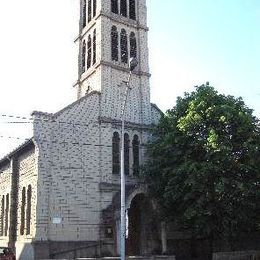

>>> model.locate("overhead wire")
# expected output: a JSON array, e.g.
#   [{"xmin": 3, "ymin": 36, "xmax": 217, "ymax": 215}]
[
  {"xmin": 0, "ymin": 112, "xmax": 146, "ymax": 152},
  {"xmin": 0, "ymin": 113, "xmax": 105, "ymax": 128},
  {"xmin": 0, "ymin": 122, "xmax": 32, "ymax": 124},
  {"xmin": 0, "ymin": 135, "xmax": 31, "ymax": 141},
  {"xmin": 0, "ymin": 134, "xmax": 145, "ymax": 149}
]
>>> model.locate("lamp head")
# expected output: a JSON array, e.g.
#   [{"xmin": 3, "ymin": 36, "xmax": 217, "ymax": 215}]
[{"xmin": 129, "ymin": 57, "xmax": 138, "ymax": 72}]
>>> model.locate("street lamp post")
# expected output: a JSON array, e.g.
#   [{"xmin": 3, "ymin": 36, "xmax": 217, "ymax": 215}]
[{"xmin": 120, "ymin": 57, "xmax": 138, "ymax": 260}]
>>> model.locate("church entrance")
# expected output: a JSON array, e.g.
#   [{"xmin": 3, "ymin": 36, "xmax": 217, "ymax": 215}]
[{"xmin": 126, "ymin": 193, "xmax": 145, "ymax": 256}]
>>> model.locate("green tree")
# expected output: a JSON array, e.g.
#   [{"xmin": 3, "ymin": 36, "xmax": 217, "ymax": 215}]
[{"xmin": 144, "ymin": 84, "xmax": 260, "ymax": 255}]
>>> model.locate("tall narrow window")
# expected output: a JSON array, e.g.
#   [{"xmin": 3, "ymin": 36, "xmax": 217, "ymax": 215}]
[
  {"xmin": 130, "ymin": 32, "xmax": 137, "ymax": 58},
  {"xmin": 132, "ymin": 135, "xmax": 140, "ymax": 175},
  {"xmin": 111, "ymin": 0, "xmax": 119, "ymax": 14},
  {"xmin": 4, "ymin": 194, "xmax": 9, "ymax": 236},
  {"xmin": 88, "ymin": 0, "xmax": 92, "ymax": 22},
  {"xmin": 20, "ymin": 187, "xmax": 26, "ymax": 235},
  {"xmin": 120, "ymin": 0, "xmax": 127, "ymax": 17},
  {"xmin": 129, "ymin": 0, "xmax": 136, "ymax": 20},
  {"xmin": 26, "ymin": 185, "xmax": 32, "ymax": 235},
  {"xmin": 93, "ymin": 30, "xmax": 96, "ymax": 65},
  {"xmin": 82, "ymin": 0, "xmax": 87, "ymax": 28},
  {"xmin": 112, "ymin": 132, "xmax": 120, "ymax": 174},
  {"xmin": 0, "ymin": 196, "xmax": 4, "ymax": 236},
  {"xmin": 87, "ymin": 35, "xmax": 92, "ymax": 69},
  {"xmin": 93, "ymin": 0, "xmax": 96, "ymax": 17},
  {"xmin": 120, "ymin": 29, "xmax": 128, "ymax": 63},
  {"xmin": 124, "ymin": 133, "xmax": 130, "ymax": 175},
  {"xmin": 82, "ymin": 40, "xmax": 86, "ymax": 74},
  {"xmin": 111, "ymin": 26, "xmax": 119, "ymax": 61}
]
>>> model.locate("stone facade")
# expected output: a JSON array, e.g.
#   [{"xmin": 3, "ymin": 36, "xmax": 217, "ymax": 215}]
[
  {"xmin": 0, "ymin": 0, "xmax": 163, "ymax": 259},
  {"xmin": 0, "ymin": 141, "xmax": 37, "ymax": 258}
]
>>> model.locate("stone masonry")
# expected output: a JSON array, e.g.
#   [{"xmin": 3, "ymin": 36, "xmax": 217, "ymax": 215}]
[{"xmin": 0, "ymin": 0, "xmax": 163, "ymax": 259}]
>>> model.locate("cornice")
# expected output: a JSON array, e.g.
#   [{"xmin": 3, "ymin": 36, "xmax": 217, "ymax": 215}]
[
  {"xmin": 98, "ymin": 116, "xmax": 154, "ymax": 131},
  {"xmin": 74, "ymin": 60, "xmax": 150, "ymax": 87},
  {"xmin": 100, "ymin": 11, "xmax": 148, "ymax": 31}
]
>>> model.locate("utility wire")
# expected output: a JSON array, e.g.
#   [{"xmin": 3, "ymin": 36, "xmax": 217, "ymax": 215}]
[
  {"xmin": 0, "ymin": 114, "xmax": 139, "ymax": 129},
  {"xmin": 0, "ymin": 135, "xmax": 31, "ymax": 141},
  {"xmin": 0, "ymin": 113, "xmax": 105, "ymax": 128},
  {"xmin": 0, "ymin": 122, "xmax": 32, "ymax": 124},
  {"xmin": 0, "ymin": 114, "xmax": 31, "ymax": 120},
  {"xmin": 0, "ymin": 135, "xmax": 144, "ymax": 149}
]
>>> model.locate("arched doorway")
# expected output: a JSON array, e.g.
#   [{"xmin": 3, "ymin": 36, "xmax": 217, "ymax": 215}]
[{"xmin": 126, "ymin": 193, "xmax": 145, "ymax": 255}]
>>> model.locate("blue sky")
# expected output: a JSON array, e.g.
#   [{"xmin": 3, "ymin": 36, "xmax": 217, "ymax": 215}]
[
  {"xmin": 148, "ymin": 0, "xmax": 260, "ymax": 114},
  {"xmin": 0, "ymin": 0, "xmax": 259, "ymax": 157}
]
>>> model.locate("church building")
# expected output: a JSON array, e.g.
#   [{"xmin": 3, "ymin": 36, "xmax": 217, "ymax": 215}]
[{"xmin": 0, "ymin": 0, "xmax": 165, "ymax": 259}]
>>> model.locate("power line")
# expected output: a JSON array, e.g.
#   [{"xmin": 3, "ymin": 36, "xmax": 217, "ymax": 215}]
[
  {"xmin": 0, "ymin": 113, "xmax": 100, "ymax": 128},
  {"xmin": 0, "ymin": 122, "xmax": 32, "ymax": 124},
  {"xmin": 0, "ymin": 135, "xmax": 145, "ymax": 149},
  {"xmin": 0, "ymin": 114, "xmax": 32, "ymax": 120},
  {"xmin": 0, "ymin": 135, "xmax": 31, "ymax": 141}
]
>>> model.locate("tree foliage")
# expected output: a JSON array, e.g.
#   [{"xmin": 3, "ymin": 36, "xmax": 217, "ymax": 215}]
[{"xmin": 144, "ymin": 84, "xmax": 260, "ymax": 245}]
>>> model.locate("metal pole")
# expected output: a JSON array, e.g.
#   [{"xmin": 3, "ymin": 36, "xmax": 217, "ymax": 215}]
[
  {"xmin": 120, "ymin": 117, "xmax": 126, "ymax": 260},
  {"xmin": 120, "ymin": 71, "xmax": 132, "ymax": 260}
]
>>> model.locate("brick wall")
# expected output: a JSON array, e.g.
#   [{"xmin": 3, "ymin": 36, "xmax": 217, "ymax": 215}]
[
  {"xmin": 0, "ymin": 162, "xmax": 12, "ymax": 246},
  {"xmin": 15, "ymin": 146, "xmax": 37, "ymax": 260},
  {"xmin": 0, "ymin": 1, "xmax": 163, "ymax": 259}
]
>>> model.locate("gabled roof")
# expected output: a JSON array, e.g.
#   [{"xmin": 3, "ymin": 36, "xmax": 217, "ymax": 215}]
[
  {"xmin": 31, "ymin": 91, "xmax": 101, "ymax": 120},
  {"xmin": 0, "ymin": 91, "xmax": 102, "ymax": 168},
  {"xmin": 53, "ymin": 91, "xmax": 101, "ymax": 118},
  {"xmin": 0, "ymin": 138, "xmax": 34, "ymax": 168},
  {"xmin": 151, "ymin": 103, "xmax": 164, "ymax": 115}
]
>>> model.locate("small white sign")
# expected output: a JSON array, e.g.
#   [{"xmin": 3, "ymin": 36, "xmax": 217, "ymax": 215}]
[{"xmin": 52, "ymin": 217, "xmax": 62, "ymax": 224}]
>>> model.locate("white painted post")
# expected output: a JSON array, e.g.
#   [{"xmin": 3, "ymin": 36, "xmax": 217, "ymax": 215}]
[{"xmin": 120, "ymin": 58, "xmax": 138, "ymax": 260}]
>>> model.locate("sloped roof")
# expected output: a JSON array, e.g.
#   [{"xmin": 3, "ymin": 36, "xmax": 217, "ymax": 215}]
[
  {"xmin": 53, "ymin": 91, "xmax": 101, "ymax": 118},
  {"xmin": 31, "ymin": 91, "xmax": 101, "ymax": 119},
  {"xmin": 151, "ymin": 103, "xmax": 164, "ymax": 115},
  {"xmin": 0, "ymin": 91, "xmax": 102, "ymax": 168},
  {"xmin": 0, "ymin": 138, "xmax": 34, "ymax": 168}
]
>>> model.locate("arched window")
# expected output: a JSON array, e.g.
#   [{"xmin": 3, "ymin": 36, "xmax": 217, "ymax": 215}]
[
  {"xmin": 0, "ymin": 196, "xmax": 4, "ymax": 236},
  {"xmin": 132, "ymin": 135, "xmax": 140, "ymax": 175},
  {"xmin": 120, "ymin": 0, "xmax": 127, "ymax": 17},
  {"xmin": 4, "ymin": 194, "xmax": 9, "ymax": 236},
  {"xmin": 82, "ymin": 40, "xmax": 86, "ymax": 74},
  {"xmin": 112, "ymin": 132, "xmax": 120, "ymax": 174},
  {"xmin": 20, "ymin": 187, "xmax": 26, "ymax": 235},
  {"xmin": 87, "ymin": 35, "xmax": 92, "ymax": 69},
  {"xmin": 111, "ymin": 0, "xmax": 119, "ymax": 14},
  {"xmin": 93, "ymin": 30, "xmax": 96, "ymax": 65},
  {"xmin": 82, "ymin": 0, "xmax": 87, "ymax": 28},
  {"xmin": 124, "ymin": 133, "xmax": 130, "ymax": 175},
  {"xmin": 130, "ymin": 32, "xmax": 137, "ymax": 58},
  {"xmin": 111, "ymin": 26, "xmax": 119, "ymax": 61},
  {"xmin": 26, "ymin": 185, "xmax": 32, "ymax": 235},
  {"xmin": 120, "ymin": 29, "xmax": 128, "ymax": 63},
  {"xmin": 129, "ymin": 0, "xmax": 136, "ymax": 20},
  {"xmin": 93, "ymin": 0, "xmax": 96, "ymax": 17},
  {"xmin": 88, "ymin": 0, "xmax": 92, "ymax": 23}
]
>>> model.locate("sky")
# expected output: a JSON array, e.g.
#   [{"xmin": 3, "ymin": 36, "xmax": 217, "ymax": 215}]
[{"xmin": 0, "ymin": 0, "xmax": 259, "ymax": 158}]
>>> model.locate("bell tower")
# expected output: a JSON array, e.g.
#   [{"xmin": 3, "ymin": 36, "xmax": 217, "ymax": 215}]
[{"xmin": 75, "ymin": 0, "xmax": 151, "ymax": 125}]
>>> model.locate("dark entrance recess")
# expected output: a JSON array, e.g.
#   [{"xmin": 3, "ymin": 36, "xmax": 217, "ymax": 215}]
[{"xmin": 126, "ymin": 194, "xmax": 145, "ymax": 256}]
